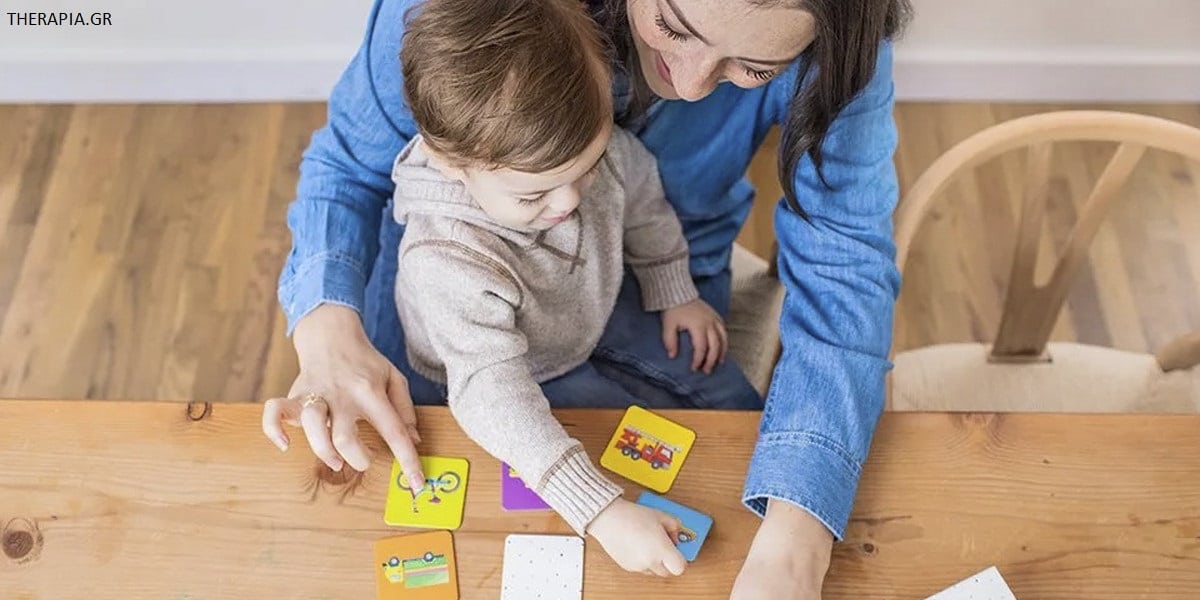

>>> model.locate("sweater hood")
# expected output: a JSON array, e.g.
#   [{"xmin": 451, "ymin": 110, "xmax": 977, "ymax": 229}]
[{"xmin": 391, "ymin": 137, "xmax": 540, "ymax": 247}]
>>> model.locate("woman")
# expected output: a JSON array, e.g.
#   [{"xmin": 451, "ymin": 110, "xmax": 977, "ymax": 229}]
[{"xmin": 268, "ymin": 0, "xmax": 911, "ymax": 596}]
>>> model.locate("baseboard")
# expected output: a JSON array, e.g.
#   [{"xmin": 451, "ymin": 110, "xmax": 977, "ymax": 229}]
[
  {"xmin": 894, "ymin": 49, "xmax": 1200, "ymax": 103},
  {"xmin": 0, "ymin": 48, "xmax": 354, "ymax": 103},
  {"xmin": 3, "ymin": 48, "xmax": 1199, "ymax": 104}
]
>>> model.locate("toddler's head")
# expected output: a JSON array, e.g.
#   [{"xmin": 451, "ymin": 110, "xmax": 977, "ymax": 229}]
[{"xmin": 401, "ymin": 0, "xmax": 613, "ymax": 229}]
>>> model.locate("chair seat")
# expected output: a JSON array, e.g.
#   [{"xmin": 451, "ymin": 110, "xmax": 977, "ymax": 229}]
[
  {"xmin": 892, "ymin": 342, "xmax": 1200, "ymax": 413},
  {"xmin": 726, "ymin": 245, "xmax": 784, "ymax": 397}
]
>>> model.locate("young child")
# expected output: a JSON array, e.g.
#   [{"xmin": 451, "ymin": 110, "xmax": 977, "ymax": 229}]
[{"xmin": 394, "ymin": 0, "xmax": 743, "ymax": 576}]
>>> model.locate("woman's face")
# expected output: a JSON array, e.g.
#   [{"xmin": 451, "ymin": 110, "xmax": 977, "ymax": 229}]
[{"xmin": 627, "ymin": 0, "xmax": 815, "ymax": 101}]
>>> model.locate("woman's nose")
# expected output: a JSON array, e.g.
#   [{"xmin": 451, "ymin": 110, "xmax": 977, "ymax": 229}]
[{"xmin": 671, "ymin": 56, "xmax": 722, "ymax": 102}]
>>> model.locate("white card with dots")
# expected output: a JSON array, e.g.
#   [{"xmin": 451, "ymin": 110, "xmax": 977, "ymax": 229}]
[
  {"xmin": 501, "ymin": 534, "xmax": 584, "ymax": 600},
  {"xmin": 926, "ymin": 566, "xmax": 1018, "ymax": 600}
]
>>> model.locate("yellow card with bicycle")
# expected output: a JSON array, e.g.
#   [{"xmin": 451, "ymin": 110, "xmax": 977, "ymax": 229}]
[{"xmin": 385, "ymin": 456, "xmax": 470, "ymax": 530}]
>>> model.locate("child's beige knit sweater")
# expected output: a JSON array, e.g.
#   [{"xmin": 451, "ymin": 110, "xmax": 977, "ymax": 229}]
[{"xmin": 392, "ymin": 128, "xmax": 697, "ymax": 535}]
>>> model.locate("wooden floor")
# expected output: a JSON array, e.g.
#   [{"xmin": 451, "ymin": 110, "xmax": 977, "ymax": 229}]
[{"xmin": 1, "ymin": 102, "xmax": 1198, "ymax": 402}]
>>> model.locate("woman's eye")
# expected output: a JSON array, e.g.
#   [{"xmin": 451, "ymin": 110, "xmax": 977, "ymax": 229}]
[
  {"xmin": 654, "ymin": 13, "xmax": 688, "ymax": 42},
  {"xmin": 744, "ymin": 67, "xmax": 778, "ymax": 82}
]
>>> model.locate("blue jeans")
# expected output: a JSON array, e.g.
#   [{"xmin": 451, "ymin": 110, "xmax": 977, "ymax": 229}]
[{"xmin": 364, "ymin": 225, "xmax": 762, "ymax": 410}]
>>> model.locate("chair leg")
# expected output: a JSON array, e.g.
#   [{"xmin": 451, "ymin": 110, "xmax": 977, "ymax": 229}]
[{"xmin": 1156, "ymin": 331, "xmax": 1200, "ymax": 372}]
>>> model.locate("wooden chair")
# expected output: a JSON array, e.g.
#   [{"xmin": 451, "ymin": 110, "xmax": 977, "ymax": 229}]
[{"xmin": 891, "ymin": 110, "xmax": 1200, "ymax": 413}]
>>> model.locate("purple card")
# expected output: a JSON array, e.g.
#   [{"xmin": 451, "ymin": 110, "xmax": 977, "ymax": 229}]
[{"xmin": 501, "ymin": 462, "xmax": 551, "ymax": 511}]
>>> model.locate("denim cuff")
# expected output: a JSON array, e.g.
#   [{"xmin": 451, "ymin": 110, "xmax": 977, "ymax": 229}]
[
  {"xmin": 278, "ymin": 253, "xmax": 368, "ymax": 335},
  {"xmin": 741, "ymin": 431, "xmax": 862, "ymax": 541}
]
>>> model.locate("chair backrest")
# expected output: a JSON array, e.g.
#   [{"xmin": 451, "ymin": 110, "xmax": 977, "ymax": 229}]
[{"xmin": 894, "ymin": 111, "xmax": 1200, "ymax": 365}]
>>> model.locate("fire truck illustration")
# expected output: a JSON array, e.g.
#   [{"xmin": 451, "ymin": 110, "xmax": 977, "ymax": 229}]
[{"xmin": 614, "ymin": 426, "xmax": 679, "ymax": 470}]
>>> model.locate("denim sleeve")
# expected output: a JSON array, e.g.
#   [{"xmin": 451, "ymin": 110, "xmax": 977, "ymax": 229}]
[
  {"xmin": 742, "ymin": 42, "xmax": 901, "ymax": 539},
  {"xmin": 277, "ymin": 0, "xmax": 418, "ymax": 334}
]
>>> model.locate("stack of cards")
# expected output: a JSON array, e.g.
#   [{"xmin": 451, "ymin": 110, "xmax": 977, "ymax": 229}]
[
  {"xmin": 374, "ymin": 531, "xmax": 459, "ymax": 599},
  {"xmin": 636, "ymin": 491, "xmax": 713, "ymax": 562},
  {"xmin": 600, "ymin": 406, "xmax": 696, "ymax": 493},
  {"xmin": 501, "ymin": 534, "xmax": 584, "ymax": 600},
  {"xmin": 385, "ymin": 456, "xmax": 471, "ymax": 530}
]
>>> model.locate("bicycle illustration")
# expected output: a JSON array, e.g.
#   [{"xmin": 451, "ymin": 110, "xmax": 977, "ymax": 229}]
[{"xmin": 398, "ymin": 471, "xmax": 463, "ymax": 513}]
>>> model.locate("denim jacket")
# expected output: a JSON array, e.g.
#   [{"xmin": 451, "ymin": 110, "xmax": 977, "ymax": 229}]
[{"xmin": 278, "ymin": 0, "xmax": 900, "ymax": 539}]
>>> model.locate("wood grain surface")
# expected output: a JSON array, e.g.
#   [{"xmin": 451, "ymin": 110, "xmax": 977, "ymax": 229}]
[{"xmin": 2, "ymin": 401, "xmax": 1198, "ymax": 599}]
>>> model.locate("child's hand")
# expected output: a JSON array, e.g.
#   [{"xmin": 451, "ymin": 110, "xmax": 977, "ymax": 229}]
[
  {"xmin": 588, "ymin": 498, "xmax": 688, "ymax": 576},
  {"xmin": 661, "ymin": 299, "xmax": 727, "ymax": 374}
]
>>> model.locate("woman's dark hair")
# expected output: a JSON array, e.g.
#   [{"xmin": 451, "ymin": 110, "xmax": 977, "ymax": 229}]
[{"xmin": 595, "ymin": 0, "xmax": 913, "ymax": 217}]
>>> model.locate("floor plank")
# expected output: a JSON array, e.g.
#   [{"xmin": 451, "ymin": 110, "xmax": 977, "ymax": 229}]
[{"xmin": 1, "ymin": 102, "xmax": 1197, "ymax": 402}]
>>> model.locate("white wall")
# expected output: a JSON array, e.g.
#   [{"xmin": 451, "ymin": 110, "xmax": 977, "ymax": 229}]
[
  {"xmin": 1, "ymin": 0, "xmax": 1197, "ymax": 103},
  {"xmin": 895, "ymin": 0, "xmax": 1200, "ymax": 101},
  {"xmin": 0, "ymin": 0, "xmax": 375, "ymax": 102}
]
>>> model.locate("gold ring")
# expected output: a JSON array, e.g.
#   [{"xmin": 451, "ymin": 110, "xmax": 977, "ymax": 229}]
[{"xmin": 300, "ymin": 393, "xmax": 328, "ymax": 410}]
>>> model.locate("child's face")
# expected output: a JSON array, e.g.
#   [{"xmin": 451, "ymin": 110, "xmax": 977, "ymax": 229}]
[{"xmin": 437, "ymin": 124, "xmax": 613, "ymax": 230}]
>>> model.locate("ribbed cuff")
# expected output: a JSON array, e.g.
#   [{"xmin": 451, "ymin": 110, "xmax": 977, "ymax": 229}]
[
  {"xmin": 634, "ymin": 258, "xmax": 699, "ymax": 312},
  {"xmin": 536, "ymin": 445, "xmax": 623, "ymax": 536}
]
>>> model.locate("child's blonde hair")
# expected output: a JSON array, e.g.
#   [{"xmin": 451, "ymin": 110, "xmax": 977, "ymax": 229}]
[{"xmin": 401, "ymin": 0, "xmax": 612, "ymax": 172}]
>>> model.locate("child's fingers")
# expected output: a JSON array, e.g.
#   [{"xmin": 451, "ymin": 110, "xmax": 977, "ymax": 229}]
[
  {"xmin": 689, "ymin": 326, "xmax": 708, "ymax": 372},
  {"xmin": 717, "ymin": 319, "xmax": 729, "ymax": 364},
  {"xmin": 704, "ymin": 327, "xmax": 721, "ymax": 373},
  {"xmin": 660, "ymin": 514, "xmax": 683, "ymax": 539},
  {"xmin": 662, "ymin": 549, "xmax": 687, "ymax": 576},
  {"xmin": 661, "ymin": 320, "xmax": 678, "ymax": 359},
  {"xmin": 657, "ymin": 515, "xmax": 687, "ymax": 575},
  {"xmin": 261, "ymin": 398, "xmax": 292, "ymax": 451}
]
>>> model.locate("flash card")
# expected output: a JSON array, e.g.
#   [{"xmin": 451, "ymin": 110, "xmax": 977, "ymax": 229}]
[
  {"xmin": 500, "ymin": 534, "xmax": 584, "ymax": 600},
  {"xmin": 600, "ymin": 406, "xmax": 696, "ymax": 493},
  {"xmin": 636, "ymin": 491, "xmax": 713, "ymax": 562},
  {"xmin": 501, "ymin": 462, "xmax": 551, "ymax": 511},
  {"xmin": 926, "ymin": 566, "xmax": 1018, "ymax": 600},
  {"xmin": 385, "ymin": 456, "xmax": 470, "ymax": 530},
  {"xmin": 374, "ymin": 530, "xmax": 458, "ymax": 600}
]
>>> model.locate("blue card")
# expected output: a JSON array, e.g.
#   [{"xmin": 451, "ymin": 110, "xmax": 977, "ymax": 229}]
[{"xmin": 635, "ymin": 491, "xmax": 712, "ymax": 562}]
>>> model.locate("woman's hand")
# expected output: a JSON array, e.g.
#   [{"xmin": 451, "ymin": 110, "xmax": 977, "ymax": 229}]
[
  {"xmin": 261, "ymin": 304, "xmax": 425, "ymax": 491},
  {"xmin": 730, "ymin": 500, "xmax": 833, "ymax": 600},
  {"xmin": 661, "ymin": 299, "xmax": 727, "ymax": 374}
]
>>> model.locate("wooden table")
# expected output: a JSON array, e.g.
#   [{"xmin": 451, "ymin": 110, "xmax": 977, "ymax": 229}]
[{"xmin": 2, "ymin": 401, "xmax": 1198, "ymax": 599}]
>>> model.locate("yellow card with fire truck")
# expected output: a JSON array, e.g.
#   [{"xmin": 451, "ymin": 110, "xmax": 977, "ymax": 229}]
[{"xmin": 600, "ymin": 406, "xmax": 696, "ymax": 493}]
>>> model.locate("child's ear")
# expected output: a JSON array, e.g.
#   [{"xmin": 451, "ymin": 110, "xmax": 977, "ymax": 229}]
[{"xmin": 423, "ymin": 143, "xmax": 468, "ymax": 183}]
